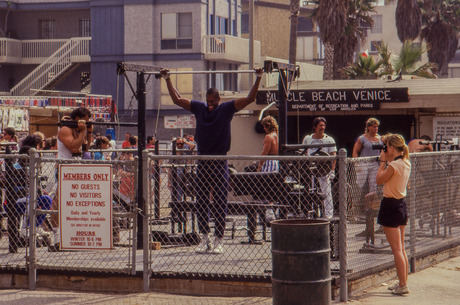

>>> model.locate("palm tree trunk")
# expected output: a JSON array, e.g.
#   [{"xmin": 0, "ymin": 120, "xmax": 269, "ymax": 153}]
[
  {"xmin": 323, "ymin": 41, "xmax": 334, "ymax": 80},
  {"xmin": 289, "ymin": 0, "xmax": 300, "ymax": 65}
]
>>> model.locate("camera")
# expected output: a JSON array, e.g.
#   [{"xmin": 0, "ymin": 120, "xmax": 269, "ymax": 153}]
[{"xmin": 372, "ymin": 143, "xmax": 387, "ymax": 152}]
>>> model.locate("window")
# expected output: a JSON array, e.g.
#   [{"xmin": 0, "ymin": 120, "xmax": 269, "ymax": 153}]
[
  {"xmin": 298, "ymin": 17, "xmax": 313, "ymax": 32},
  {"xmin": 370, "ymin": 40, "xmax": 382, "ymax": 53},
  {"xmin": 371, "ymin": 15, "xmax": 382, "ymax": 34},
  {"xmin": 209, "ymin": 15, "xmax": 229, "ymax": 35},
  {"xmin": 79, "ymin": 18, "xmax": 91, "ymax": 37},
  {"xmin": 161, "ymin": 13, "xmax": 192, "ymax": 50},
  {"xmin": 241, "ymin": 12, "xmax": 248, "ymax": 34},
  {"xmin": 39, "ymin": 19, "xmax": 55, "ymax": 39},
  {"xmin": 160, "ymin": 68, "xmax": 193, "ymax": 106}
]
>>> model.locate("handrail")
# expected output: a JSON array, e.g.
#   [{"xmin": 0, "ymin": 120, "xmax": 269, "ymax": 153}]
[{"xmin": 10, "ymin": 37, "xmax": 91, "ymax": 96}]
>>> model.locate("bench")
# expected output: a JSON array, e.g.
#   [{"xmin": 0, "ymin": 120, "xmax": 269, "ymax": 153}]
[{"xmin": 169, "ymin": 200, "xmax": 290, "ymax": 243}]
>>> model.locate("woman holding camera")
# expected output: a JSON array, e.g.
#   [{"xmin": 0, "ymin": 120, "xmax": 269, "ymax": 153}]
[{"xmin": 376, "ymin": 134, "xmax": 411, "ymax": 295}]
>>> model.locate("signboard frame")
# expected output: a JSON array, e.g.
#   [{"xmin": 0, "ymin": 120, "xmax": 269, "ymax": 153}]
[{"xmin": 58, "ymin": 164, "xmax": 113, "ymax": 250}]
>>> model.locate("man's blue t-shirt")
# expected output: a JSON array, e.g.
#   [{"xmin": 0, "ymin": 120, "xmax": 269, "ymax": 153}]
[{"xmin": 190, "ymin": 100, "xmax": 236, "ymax": 155}]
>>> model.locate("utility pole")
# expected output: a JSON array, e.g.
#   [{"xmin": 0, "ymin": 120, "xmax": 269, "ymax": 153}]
[{"xmin": 249, "ymin": 0, "xmax": 254, "ymax": 84}]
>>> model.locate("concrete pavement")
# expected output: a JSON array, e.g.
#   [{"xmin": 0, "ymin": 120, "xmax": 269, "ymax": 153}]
[
  {"xmin": 1, "ymin": 255, "xmax": 459, "ymax": 305},
  {"xmin": 340, "ymin": 254, "xmax": 460, "ymax": 305}
]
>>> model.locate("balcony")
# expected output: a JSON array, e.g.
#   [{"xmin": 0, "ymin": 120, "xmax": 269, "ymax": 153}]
[
  {"xmin": 0, "ymin": 37, "xmax": 91, "ymax": 64},
  {"xmin": 203, "ymin": 35, "xmax": 261, "ymax": 64}
]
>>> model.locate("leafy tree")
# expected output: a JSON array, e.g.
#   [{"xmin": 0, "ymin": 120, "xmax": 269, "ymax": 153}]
[
  {"xmin": 420, "ymin": 0, "xmax": 460, "ymax": 78},
  {"xmin": 333, "ymin": 0, "xmax": 376, "ymax": 79},
  {"xmin": 311, "ymin": 0, "xmax": 347, "ymax": 80},
  {"xmin": 341, "ymin": 41, "xmax": 437, "ymax": 79},
  {"xmin": 394, "ymin": 0, "xmax": 422, "ymax": 43}
]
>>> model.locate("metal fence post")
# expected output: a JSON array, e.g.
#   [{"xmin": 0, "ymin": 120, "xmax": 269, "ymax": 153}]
[
  {"xmin": 28, "ymin": 148, "xmax": 37, "ymax": 290},
  {"xmin": 142, "ymin": 150, "xmax": 150, "ymax": 292},
  {"xmin": 338, "ymin": 148, "xmax": 348, "ymax": 302},
  {"xmin": 409, "ymin": 155, "xmax": 416, "ymax": 273},
  {"xmin": 131, "ymin": 157, "xmax": 139, "ymax": 269}
]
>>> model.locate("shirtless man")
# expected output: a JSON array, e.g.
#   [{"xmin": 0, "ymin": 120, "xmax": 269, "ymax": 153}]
[
  {"xmin": 408, "ymin": 135, "xmax": 433, "ymax": 153},
  {"xmin": 57, "ymin": 107, "xmax": 93, "ymax": 159}
]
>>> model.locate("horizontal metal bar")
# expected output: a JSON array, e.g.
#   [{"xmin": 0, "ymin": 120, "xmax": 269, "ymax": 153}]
[
  {"xmin": 57, "ymin": 120, "xmax": 138, "ymax": 128},
  {"xmin": 145, "ymin": 69, "xmax": 259, "ymax": 75},
  {"xmin": 30, "ymin": 89, "xmax": 111, "ymax": 98},
  {"xmin": 283, "ymin": 143, "xmax": 336, "ymax": 151}
]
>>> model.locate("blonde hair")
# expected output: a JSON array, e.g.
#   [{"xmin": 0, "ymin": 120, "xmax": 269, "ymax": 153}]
[
  {"xmin": 365, "ymin": 118, "xmax": 380, "ymax": 133},
  {"xmin": 383, "ymin": 133, "xmax": 409, "ymax": 160},
  {"xmin": 261, "ymin": 115, "xmax": 279, "ymax": 133}
]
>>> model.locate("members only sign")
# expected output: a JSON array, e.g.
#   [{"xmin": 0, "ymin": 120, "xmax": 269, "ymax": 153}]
[
  {"xmin": 256, "ymin": 88, "xmax": 409, "ymax": 111},
  {"xmin": 59, "ymin": 164, "xmax": 113, "ymax": 250}
]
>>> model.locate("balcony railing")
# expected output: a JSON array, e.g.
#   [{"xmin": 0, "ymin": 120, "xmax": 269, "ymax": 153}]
[
  {"xmin": 203, "ymin": 35, "xmax": 261, "ymax": 64},
  {"xmin": 10, "ymin": 37, "xmax": 91, "ymax": 96},
  {"xmin": 0, "ymin": 38, "xmax": 22, "ymax": 63},
  {"xmin": 0, "ymin": 37, "xmax": 91, "ymax": 64}
]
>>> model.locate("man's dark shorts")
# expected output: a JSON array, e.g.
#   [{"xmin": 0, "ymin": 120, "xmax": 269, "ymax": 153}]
[{"xmin": 377, "ymin": 197, "xmax": 408, "ymax": 228}]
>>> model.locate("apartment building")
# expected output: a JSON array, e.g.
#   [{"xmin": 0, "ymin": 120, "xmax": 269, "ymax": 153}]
[
  {"xmin": 0, "ymin": 0, "xmax": 262, "ymax": 134},
  {"xmin": 241, "ymin": 0, "xmax": 320, "ymax": 64},
  {"xmin": 361, "ymin": 1, "xmax": 460, "ymax": 78}
]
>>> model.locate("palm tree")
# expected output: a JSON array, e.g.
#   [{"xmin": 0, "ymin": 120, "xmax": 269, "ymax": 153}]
[
  {"xmin": 393, "ymin": 41, "xmax": 437, "ymax": 78},
  {"xmin": 394, "ymin": 0, "xmax": 422, "ymax": 43},
  {"xmin": 420, "ymin": 0, "xmax": 460, "ymax": 78},
  {"xmin": 311, "ymin": 0, "xmax": 347, "ymax": 80},
  {"xmin": 289, "ymin": 0, "xmax": 301, "ymax": 65},
  {"xmin": 341, "ymin": 41, "xmax": 437, "ymax": 79},
  {"xmin": 333, "ymin": 0, "xmax": 376, "ymax": 79}
]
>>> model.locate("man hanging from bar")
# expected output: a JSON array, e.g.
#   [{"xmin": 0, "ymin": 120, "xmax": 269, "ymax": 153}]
[{"xmin": 160, "ymin": 67, "xmax": 263, "ymax": 254}]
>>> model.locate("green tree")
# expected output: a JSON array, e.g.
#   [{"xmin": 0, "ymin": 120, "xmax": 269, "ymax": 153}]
[
  {"xmin": 333, "ymin": 0, "xmax": 376, "ymax": 79},
  {"xmin": 394, "ymin": 0, "xmax": 422, "ymax": 43},
  {"xmin": 311, "ymin": 0, "xmax": 347, "ymax": 80},
  {"xmin": 341, "ymin": 41, "xmax": 436, "ymax": 79},
  {"xmin": 420, "ymin": 0, "xmax": 460, "ymax": 78}
]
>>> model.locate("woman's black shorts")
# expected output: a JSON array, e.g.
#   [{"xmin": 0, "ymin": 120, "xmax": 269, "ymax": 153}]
[{"xmin": 377, "ymin": 197, "xmax": 408, "ymax": 228}]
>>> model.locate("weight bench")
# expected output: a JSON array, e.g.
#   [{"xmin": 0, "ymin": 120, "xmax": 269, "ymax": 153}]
[{"xmin": 168, "ymin": 200, "xmax": 290, "ymax": 243}]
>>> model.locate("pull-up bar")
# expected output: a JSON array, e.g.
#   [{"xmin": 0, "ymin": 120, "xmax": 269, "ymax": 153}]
[
  {"xmin": 117, "ymin": 60, "xmax": 300, "ymax": 77},
  {"xmin": 57, "ymin": 120, "xmax": 138, "ymax": 128},
  {"xmin": 149, "ymin": 70, "xmax": 258, "ymax": 77}
]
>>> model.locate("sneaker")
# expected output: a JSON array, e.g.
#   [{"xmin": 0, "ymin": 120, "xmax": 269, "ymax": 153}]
[
  {"xmin": 212, "ymin": 237, "xmax": 224, "ymax": 254},
  {"xmin": 36, "ymin": 227, "xmax": 51, "ymax": 238},
  {"xmin": 392, "ymin": 285, "xmax": 409, "ymax": 295},
  {"xmin": 195, "ymin": 235, "xmax": 212, "ymax": 253},
  {"xmin": 387, "ymin": 280, "xmax": 399, "ymax": 291}
]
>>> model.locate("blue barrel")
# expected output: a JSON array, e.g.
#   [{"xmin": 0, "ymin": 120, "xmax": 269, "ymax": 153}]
[{"xmin": 272, "ymin": 219, "xmax": 331, "ymax": 305}]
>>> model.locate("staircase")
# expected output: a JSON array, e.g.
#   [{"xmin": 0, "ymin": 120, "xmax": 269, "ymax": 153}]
[{"xmin": 10, "ymin": 37, "xmax": 90, "ymax": 96}]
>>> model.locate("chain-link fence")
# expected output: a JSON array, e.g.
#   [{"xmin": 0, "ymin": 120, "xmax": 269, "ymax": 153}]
[
  {"xmin": 346, "ymin": 151, "xmax": 460, "ymax": 283},
  {"xmin": 146, "ymin": 153, "xmax": 343, "ymax": 280},
  {"xmin": 0, "ymin": 149, "xmax": 138, "ymax": 275},
  {"xmin": 1, "ymin": 148, "xmax": 459, "ymax": 300}
]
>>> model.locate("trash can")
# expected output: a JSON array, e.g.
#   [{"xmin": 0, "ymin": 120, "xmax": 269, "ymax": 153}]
[{"xmin": 271, "ymin": 219, "xmax": 331, "ymax": 305}]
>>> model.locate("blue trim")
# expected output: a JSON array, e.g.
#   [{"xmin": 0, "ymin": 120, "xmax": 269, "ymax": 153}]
[
  {"xmin": 91, "ymin": 55, "xmax": 125, "ymax": 62},
  {"xmin": 91, "ymin": 0, "xmax": 204, "ymax": 6},
  {"xmin": 90, "ymin": 0, "xmax": 123, "ymax": 7},
  {"xmin": 92, "ymin": 53, "xmax": 204, "ymax": 62},
  {"xmin": 15, "ymin": 1, "xmax": 90, "ymax": 10},
  {"xmin": 152, "ymin": 0, "xmax": 205, "ymax": 3},
  {"xmin": 154, "ymin": 53, "xmax": 204, "ymax": 61}
]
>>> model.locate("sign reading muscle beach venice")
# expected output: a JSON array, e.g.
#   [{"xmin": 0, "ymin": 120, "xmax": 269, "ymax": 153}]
[
  {"xmin": 59, "ymin": 164, "xmax": 113, "ymax": 250},
  {"xmin": 256, "ymin": 88, "xmax": 409, "ymax": 111}
]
